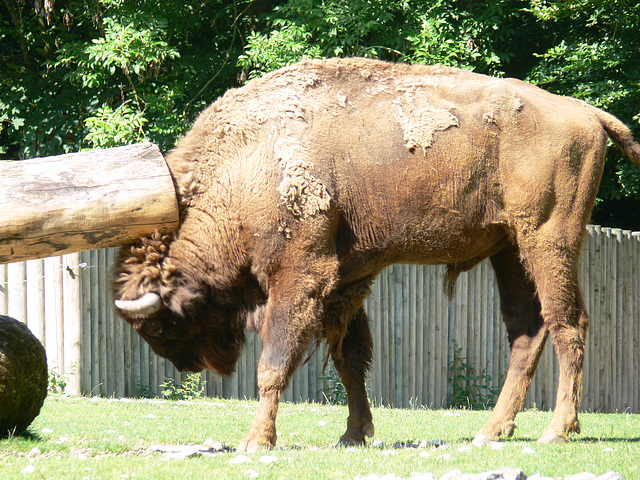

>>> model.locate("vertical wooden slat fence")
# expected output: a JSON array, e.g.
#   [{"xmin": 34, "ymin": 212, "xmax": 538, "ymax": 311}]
[{"xmin": 0, "ymin": 225, "xmax": 639, "ymax": 412}]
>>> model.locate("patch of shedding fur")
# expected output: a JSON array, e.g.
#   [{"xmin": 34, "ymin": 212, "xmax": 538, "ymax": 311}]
[
  {"xmin": 392, "ymin": 95, "xmax": 459, "ymax": 154},
  {"xmin": 514, "ymin": 97, "xmax": 524, "ymax": 112},
  {"xmin": 278, "ymin": 158, "xmax": 331, "ymax": 218},
  {"xmin": 275, "ymin": 138, "xmax": 331, "ymax": 218},
  {"xmin": 482, "ymin": 92, "xmax": 525, "ymax": 129},
  {"xmin": 277, "ymin": 222, "xmax": 292, "ymax": 239},
  {"xmin": 280, "ymin": 96, "xmax": 307, "ymax": 121},
  {"xmin": 247, "ymin": 104, "xmax": 269, "ymax": 124},
  {"xmin": 483, "ymin": 112, "xmax": 498, "ymax": 125}
]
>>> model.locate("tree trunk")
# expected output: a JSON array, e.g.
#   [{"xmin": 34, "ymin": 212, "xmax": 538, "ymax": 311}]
[{"xmin": 0, "ymin": 143, "xmax": 179, "ymax": 264}]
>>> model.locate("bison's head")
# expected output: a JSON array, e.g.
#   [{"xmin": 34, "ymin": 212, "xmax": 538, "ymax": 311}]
[{"xmin": 112, "ymin": 232, "xmax": 246, "ymax": 376}]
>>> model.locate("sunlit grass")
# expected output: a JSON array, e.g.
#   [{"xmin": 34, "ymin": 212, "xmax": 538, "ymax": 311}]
[{"xmin": 0, "ymin": 395, "xmax": 637, "ymax": 479}]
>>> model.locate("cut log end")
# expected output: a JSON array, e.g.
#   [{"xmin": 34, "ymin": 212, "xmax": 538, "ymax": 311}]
[{"xmin": 0, "ymin": 143, "xmax": 179, "ymax": 264}]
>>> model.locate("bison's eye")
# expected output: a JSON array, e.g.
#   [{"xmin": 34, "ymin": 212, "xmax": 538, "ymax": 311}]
[{"xmin": 136, "ymin": 319, "xmax": 164, "ymax": 338}]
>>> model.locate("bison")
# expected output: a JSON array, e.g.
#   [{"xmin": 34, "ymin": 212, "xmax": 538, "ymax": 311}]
[{"xmin": 113, "ymin": 57, "xmax": 640, "ymax": 451}]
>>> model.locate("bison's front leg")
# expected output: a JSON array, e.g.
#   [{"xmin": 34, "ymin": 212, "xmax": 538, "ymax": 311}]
[
  {"xmin": 237, "ymin": 363, "xmax": 284, "ymax": 452},
  {"xmin": 238, "ymin": 262, "xmax": 334, "ymax": 452},
  {"xmin": 238, "ymin": 330, "xmax": 315, "ymax": 452}
]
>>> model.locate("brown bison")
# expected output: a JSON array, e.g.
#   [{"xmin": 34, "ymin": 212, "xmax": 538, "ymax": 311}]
[{"xmin": 113, "ymin": 57, "xmax": 640, "ymax": 451}]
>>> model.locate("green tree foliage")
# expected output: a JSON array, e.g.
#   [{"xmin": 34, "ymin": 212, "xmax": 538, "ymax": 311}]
[
  {"xmin": 238, "ymin": 0, "xmax": 525, "ymax": 76},
  {"xmin": 1, "ymin": 0, "xmax": 254, "ymax": 156},
  {"xmin": 525, "ymin": 0, "xmax": 640, "ymax": 226},
  {"xmin": 2, "ymin": 0, "xmax": 639, "ymax": 226}
]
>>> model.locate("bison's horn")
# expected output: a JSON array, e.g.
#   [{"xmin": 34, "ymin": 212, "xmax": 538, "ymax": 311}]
[{"xmin": 115, "ymin": 292, "xmax": 162, "ymax": 316}]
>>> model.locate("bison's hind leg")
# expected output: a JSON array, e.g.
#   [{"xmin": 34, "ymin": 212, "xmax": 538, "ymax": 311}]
[
  {"xmin": 330, "ymin": 307, "xmax": 375, "ymax": 446},
  {"xmin": 516, "ymin": 229, "xmax": 589, "ymax": 444},
  {"xmin": 473, "ymin": 243, "xmax": 549, "ymax": 446}
]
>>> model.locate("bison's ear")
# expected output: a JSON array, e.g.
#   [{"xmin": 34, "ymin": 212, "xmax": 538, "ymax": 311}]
[{"xmin": 162, "ymin": 279, "xmax": 204, "ymax": 317}]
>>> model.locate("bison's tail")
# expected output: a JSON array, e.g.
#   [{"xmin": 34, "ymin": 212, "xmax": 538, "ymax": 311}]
[{"xmin": 594, "ymin": 108, "xmax": 640, "ymax": 167}]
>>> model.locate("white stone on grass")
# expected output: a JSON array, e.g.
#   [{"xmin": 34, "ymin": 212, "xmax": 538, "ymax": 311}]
[{"xmin": 258, "ymin": 455, "xmax": 278, "ymax": 464}]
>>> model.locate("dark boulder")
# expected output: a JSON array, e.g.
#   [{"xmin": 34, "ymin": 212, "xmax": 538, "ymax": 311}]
[{"xmin": 0, "ymin": 315, "xmax": 48, "ymax": 436}]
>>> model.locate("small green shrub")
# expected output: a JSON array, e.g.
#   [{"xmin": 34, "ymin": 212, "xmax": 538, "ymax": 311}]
[
  {"xmin": 160, "ymin": 373, "xmax": 206, "ymax": 401},
  {"xmin": 320, "ymin": 367, "xmax": 347, "ymax": 406},
  {"xmin": 135, "ymin": 379, "xmax": 154, "ymax": 399},
  {"xmin": 448, "ymin": 340, "xmax": 499, "ymax": 409},
  {"xmin": 47, "ymin": 365, "xmax": 69, "ymax": 394}
]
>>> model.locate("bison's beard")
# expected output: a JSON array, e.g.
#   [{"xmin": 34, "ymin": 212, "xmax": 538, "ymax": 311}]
[
  {"xmin": 189, "ymin": 328, "xmax": 246, "ymax": 376},
  {"xmin": 160, "ymin": 312, "xmax": 246, "ymax": 376},
  {"xmin": 125, "ymin": 302, "xmax": 248, "ymax": 377},
  {"xmin": 142, "ymin": 324, "xmax": 245, "ymax": 376}
]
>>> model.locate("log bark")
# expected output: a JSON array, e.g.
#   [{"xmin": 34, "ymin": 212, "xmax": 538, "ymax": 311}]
[{"xmin": 0, "ymin": 143, "xmax": 179, "ymax": 264}]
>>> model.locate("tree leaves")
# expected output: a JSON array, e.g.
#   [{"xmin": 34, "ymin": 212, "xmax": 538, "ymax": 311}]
[{"xmin": 1, "ymin": 0, "xmax": 639, "ymax": 225}]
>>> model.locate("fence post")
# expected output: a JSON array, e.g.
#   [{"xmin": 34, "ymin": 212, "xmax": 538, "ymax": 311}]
[
  {"xmin": 62, "ymin": 252, "xmax": 83, "ymax": 395},
  {"xmin": 0, "ymin": 263, "xmax": 7, "ymax": 315},
  {"xmin": 7, "ymin": 262, "xmax": 26, "ymax": 322}
]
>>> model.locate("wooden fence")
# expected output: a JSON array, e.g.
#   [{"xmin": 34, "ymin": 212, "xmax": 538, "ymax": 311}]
[{"xmin": 0, "ymin": 225, "xmax": 638, "ymax": 413}]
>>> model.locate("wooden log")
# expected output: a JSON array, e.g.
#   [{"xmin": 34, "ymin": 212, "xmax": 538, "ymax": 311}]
[{"xmin": 0, "ymin": 143, "xmax": 179, "ymax": 264}]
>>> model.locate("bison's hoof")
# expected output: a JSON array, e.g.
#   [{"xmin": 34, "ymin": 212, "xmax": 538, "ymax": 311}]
[
  {"xmin": 337, "ymin": 437, "xmax": 366, "ymax": 447},
  {"xmin": 537, "ymin": 432, "xmax": 568, "ymax": 444},
  {"xmin": 471, "ymin": 433, "xmax": 492, "ymax": 447},
  {"xmin": 338, "ymin": 433, "xmax": 368, "ymax": 447},
  {"xmin": 571, "ymin": 421, "xmax": 581, "ymax": 435},
  {"xmin": 501, "ymin": 421, "xmax": 517, "ymax": 438},
  {"xmin": 237, "ymin": 433, "xmax": 276, "ymax": 453},
  {"xmin": 338, "ymin": 420, "xmax": 375, "ymax": 447}
]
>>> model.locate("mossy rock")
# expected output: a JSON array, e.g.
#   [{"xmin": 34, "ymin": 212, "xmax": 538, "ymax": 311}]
[{"xmin": 0, "ymin": 315, "xmax": 48, "ymax": 436}]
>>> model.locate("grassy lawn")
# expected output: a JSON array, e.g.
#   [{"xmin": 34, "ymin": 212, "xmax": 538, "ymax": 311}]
[{"xmin": 0, "ymin": 395, "xmax": 638, "ymax": 479}]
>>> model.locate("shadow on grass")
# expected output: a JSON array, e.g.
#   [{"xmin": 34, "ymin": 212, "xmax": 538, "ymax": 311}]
[
  {"xmin": 460, "ymin": 436, "xmax": 640, "ymax": 444},
  {"xmin": 0, "ymin": 428, "xmax": 43, "ymax": 442},
  {"xmin": 578, "ymin": 437, "xmax": 640, "ymax": 443}
]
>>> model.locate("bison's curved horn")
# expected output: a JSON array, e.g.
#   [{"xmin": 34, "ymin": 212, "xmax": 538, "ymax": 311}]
[{"xmin": 115, "ymin": 292, "xmax": 162, "ymax": 316}]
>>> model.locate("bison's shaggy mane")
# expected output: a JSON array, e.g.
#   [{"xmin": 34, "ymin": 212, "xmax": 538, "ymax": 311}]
[{"xmin": 112, "ymin": 231, "xmax": 174, "ymax": 301}]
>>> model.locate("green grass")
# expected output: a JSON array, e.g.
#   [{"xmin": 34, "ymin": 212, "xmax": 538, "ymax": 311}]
[{"xmin": 1, "ymin": 395, "xmax": 638, "ymax": 479}]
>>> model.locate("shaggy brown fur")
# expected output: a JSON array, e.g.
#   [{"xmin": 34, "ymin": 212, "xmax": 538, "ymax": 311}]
[{"xmin": 112, "ymin": 57, "xmax": 640, "ymax": 451}]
